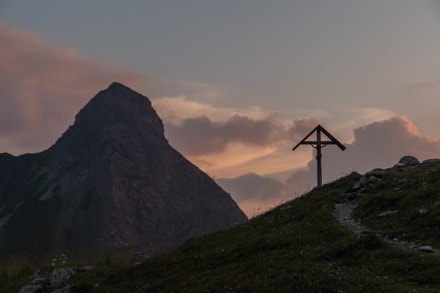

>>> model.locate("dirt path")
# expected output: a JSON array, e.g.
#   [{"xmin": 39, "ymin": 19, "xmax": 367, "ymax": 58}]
[{"xmin": 333, "ymin": 177, "xmax": 440, "ymax": 255}]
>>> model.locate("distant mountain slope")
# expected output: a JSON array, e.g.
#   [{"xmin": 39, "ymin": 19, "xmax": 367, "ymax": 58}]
[
  {"xmin": 0, "ymin": 82, "xmax": 247, "ymax": 257},
  {"xmin": 70, "ymin": 158, "xmax": 440, "ymax": 291}
]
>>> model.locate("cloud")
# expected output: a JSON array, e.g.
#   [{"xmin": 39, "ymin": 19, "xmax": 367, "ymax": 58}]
[
  {"xmin": 216, "ymin": 167, "xmax": 314, "ymax": 217},
  {"xmin": 154, "ymin": 95, "xmax": 396, "ymax": 179},
  {"xmin": 165, "ymin": 115, "xmax": 317, "ymax": 156},
  {"xmin": 0, "ymin": 22, "xmax": 145, "ymax": 154},
  {"xmin": 216, "ymin": 173, "xmax": 291, "ymax": 217},
  {"xmin": 152, "ymin": 95, "xmax": 267, "ymax": 125},
  {"xmin": 162, "ymin": 114, "xmax": 317, "ymax": 178},
  {"xmin": 322, "ymin": 116, "xmax": 440, "ymax": 178}
]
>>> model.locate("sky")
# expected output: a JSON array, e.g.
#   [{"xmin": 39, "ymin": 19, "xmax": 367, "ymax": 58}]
[{"xmin": 2, "ymin": 1, "xmax": 440, "ymax": 216}]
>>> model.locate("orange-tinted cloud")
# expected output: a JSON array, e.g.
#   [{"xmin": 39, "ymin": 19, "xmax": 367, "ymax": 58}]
[{"xmin": 0, "ymin": 22, "xmax": 144, "ymax": 154}]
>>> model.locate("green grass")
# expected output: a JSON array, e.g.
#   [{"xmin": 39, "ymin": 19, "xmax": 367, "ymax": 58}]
[
  {"xmin": 0, "ymin": 256, "xmax": 35, "ymax": 292},
  {"xmin": 355, "ymin": 161, "xmax": 440, "ymax": 248}
]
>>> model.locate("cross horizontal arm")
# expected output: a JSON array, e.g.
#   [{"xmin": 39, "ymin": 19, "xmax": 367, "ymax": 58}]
[{"xmin": 297, "ymin": 141, "xmax": 338, "ymax": 145}]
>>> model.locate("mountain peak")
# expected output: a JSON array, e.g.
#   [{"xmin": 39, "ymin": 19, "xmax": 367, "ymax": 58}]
[
  {"xmin": 77, "ymin": 82, "xmax": 158, "ymax": 120},
  {"xmin": 106, "ymin": 81, "xmax": 138, "ymax": 97},
  {"xmin": 53, "ymin": 82, "xmax": 164, "ymax": 153}
]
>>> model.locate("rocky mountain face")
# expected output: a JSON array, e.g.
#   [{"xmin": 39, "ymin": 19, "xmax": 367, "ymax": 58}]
[{"xmin": 0, "ymin": 82, "xmax": 247, "ymax": 257}]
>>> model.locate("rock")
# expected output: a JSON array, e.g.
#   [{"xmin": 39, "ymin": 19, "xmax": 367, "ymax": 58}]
[
  {"xmin": 81, "ymin": 266, "xmax": 93, "ymax": 272},
  {"xmin": 418, "ymin": 246, "xmax": 434, "ymax": 253},
  {"xmin": 422, "ymin": 158, "xmax": 440, "ymax": 164},
  {"xmin": 368, "ymin": 176, "xmax": 380, "ymax": 183},
  {"xmin": 351, "ymin": 177, "xmax": 366, "ymax": 192},
  {"xmin": 365, "ymin": 168, "xmax": 385, "ymax": 178},
  {"xmin": 49, "ymin": 268, "xmax": 75, "ymax": 288},
  {"xmin": 418, "ymin": 208, "xmax": 428, "ymax": 215},
  {"xmin": 76, "ymin": 266, "xmax": 93, "ymax": 272},
  {"xmin": 18, "ymin": 285, "xmax": 44, "ymax": 293},
  {"xmin": 30, "ymin": 269, "xmax": 46, "ymax": 279},
  {"xmin": 378, "ymin": 210, "xmax": 398, "ymax": 217},
  {"xmin": 51, "ymin": 284, "xmax": 73, "ymax": 293},
  {"xmin": 346, "ymin": 193, "xmax": 359, "ymax": 201},
  {"xmin": 396, "ymin": 156, "xmax": 420, "ymax": 167},
  {"xmin": 132, "ymin": 251, "xmax": 147, "ymax": 266},
  {"xmin": 31, "ymin": 277, "xmax": 47, "ymax": 285}
]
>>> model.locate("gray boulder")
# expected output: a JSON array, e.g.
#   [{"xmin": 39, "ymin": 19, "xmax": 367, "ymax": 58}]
[
  {"xmin": 396, "ymin": 156, "xmax": 420, "ymax": 167},
  {"xmin": 378, "ymin": 210, "xmax": 398, "ymax": 217},
  {"xmin": 18, "ymin": 285, "xmax": 44, "ymax": 293},
  {"xmin": 365, "ymin": 168, "xmax": 385, "ymax": 178},
  {"xmin": 51, "ymin": 284, "xmax": 73, "ymax": 293},
  {"xmin": 49, "ymin": 268, "xmax": 76, "ymax": 288},
  {"xmin": 31, "ymin": 277, "xmax": 47, "ymax": 285},
  {"xmin": 418, "ymin": 246, "xmax": 434, "ymax": 253},
  {"xmin": 368, "ymin": 176, "xmax": 380, "ymax": 183}
]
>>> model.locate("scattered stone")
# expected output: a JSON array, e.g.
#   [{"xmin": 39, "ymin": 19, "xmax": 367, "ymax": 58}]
[
  {"xmin": 378, "ymin": 210, "xmax": 398, "ymax": 217},
  {"xmin": 18, "ymin": 285, "xmax": 44, "ymax": 293},
  {"xmin": 75, "ymin": 266, "xmax": 93, "ymax": 273},
  {"xmin": 368, "ymin": 175, "xmax": 380, "ymax": 183},
  {"xmin": 418, "ymin": 209, "xmax": 428, "ymax": 215},
  {"xmin": 31, "ymin": 277, "xmax": 47, "ymax": 285},
  {"xmin": 49, "ymin": 268, "xmax": 76, "ymax": 288},
  {"xmin": 365, "ymin": 168, "xmax": 385, "ymax": 178},
  {"xmin": 346, "ymin": 193, "xmax": 359, "ymax": 201},
  {"xmin": 51, "ymin": 284, "xmax": 72, "ymax": 293},
  {"xmin": 30, "ymin": 269, "xmax": 46, "ymax": 279},
  {"xmin": 418, "ymin": 246, "xmax": 434, "ymax": 253},
  {"xmin": 351, "ymin": 177, "xmax": 367, "ymax": 193}
]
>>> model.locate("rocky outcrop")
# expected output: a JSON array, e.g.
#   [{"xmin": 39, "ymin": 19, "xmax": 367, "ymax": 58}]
[
  {"xmin": 0, "ymin": 82, "xmax": 247, "ymax": 256},
  {"xmin": 394, "ymin": 155, "xmax": 420, "ymax": 169}
]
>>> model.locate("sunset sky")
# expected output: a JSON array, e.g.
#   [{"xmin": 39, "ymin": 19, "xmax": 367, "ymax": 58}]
[{"xmin": 2, "ymin": 1, "xmax": 440, "ymax": 215}]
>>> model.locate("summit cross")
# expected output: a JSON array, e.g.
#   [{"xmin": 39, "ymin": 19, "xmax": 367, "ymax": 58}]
[{"xmin": 292, "ymin": 125, "xmax": 346, "ymax": 187}]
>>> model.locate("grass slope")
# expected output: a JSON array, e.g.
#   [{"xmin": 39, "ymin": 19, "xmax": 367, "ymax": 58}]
[
  {"xmin": 68, "ymin": 171, "xmax": 440, "ymax": 292},
  {"xmin": 355, "ymin": 161, "xmax": 440, "ymax": 248}
]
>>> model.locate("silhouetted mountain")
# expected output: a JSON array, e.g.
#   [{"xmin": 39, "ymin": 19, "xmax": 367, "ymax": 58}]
[{"xmin": 0, "ymin": 82, "xmax": 246, "ymax": 257}]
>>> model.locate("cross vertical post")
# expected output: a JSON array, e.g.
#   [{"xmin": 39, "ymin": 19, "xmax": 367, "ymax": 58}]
[
  {"xmin": 316, "ymin": 127, "xmax": 322, "ymax": 187},
  {"xmin": 292, "ymin": 125, "xmax": 345, "ymax": 188}
]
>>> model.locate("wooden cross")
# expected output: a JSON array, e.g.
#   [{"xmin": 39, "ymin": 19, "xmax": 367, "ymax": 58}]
[{"xmin": 292, "ymin": 125, "xmax": 346, "ymax": 187}]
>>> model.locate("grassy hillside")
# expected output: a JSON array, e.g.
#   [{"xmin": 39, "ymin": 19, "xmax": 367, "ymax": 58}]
[
  {"xmin": 69, "ymin": 168, "xmax": 440, "ymax": 292},
  {"xmin": 5, "ymin": 161, "xmax": 440, "ymax": 292}
]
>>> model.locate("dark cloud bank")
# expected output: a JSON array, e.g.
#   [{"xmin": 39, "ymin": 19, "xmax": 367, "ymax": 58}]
[{"xmin": 165, "ymin": 115, "xmax": 316, "ymax": 155}]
